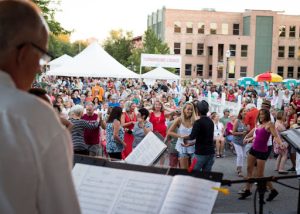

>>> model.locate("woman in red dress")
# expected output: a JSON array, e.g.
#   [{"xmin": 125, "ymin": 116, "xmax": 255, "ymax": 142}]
[
  {"xmin": 121, "ymin": 101, "xmax": 137, "ymax": 158},
  {"xmin": 149, "ymin": 100, "xmax": 168, "ymax": 138}
]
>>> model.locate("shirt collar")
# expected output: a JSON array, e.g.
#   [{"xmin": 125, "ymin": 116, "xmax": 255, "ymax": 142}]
[{"xmin": 0, "ymin": 70, "xmax": 16, "ymax": 89}]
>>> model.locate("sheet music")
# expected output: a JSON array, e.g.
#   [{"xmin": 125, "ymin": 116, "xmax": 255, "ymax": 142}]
[
  {"xmin": 73, "ymin": 164, "xmax": 172, "ymax": 214},
  {"xmin": 159, "ymin": 175, "xmax": 220, "ymax": 214},
  {"xmin": 281, "ymin": 128, "xmax": 300, "ymax": 152},
  {"xmin": 125, "ymin": 131, "xmax": 167, "ymax": 166}
]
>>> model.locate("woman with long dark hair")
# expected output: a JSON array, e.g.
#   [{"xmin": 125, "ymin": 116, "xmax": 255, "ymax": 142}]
[
  {"xmin": 106, "ymin": 106, "xmax": 126, "ymax": 160},
  {"xmin": 239, "ymin": 109, "xmax": 286, "ymax": 200}
]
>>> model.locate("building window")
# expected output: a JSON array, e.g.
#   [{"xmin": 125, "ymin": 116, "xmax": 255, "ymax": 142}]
[
  {"xmin": 233, "ymin": 24, "xmax": 239, "ymax": 35},
  {"xmin": 209, "ymin": 64, "xmax": 212, "ymax": 77},
  {"xmin": 279, "ymin": 25, "xmax": 286, "ymax": 37},
  {"xmin": 288, "ymin": 66, "xmax": 294, "ymax": 78},
  {"xmin": 298, "ymin": 67, "xmax": 300, "ymax": 79},
  {"xmin": 241, "ymin": 45, "xmax": 248, "ymax": 57},
  {"xmin": 185, "ymin": 64, "xmax": 192, "ymax": 76},
  {"xmin": 186, "ymin": 22, "xmax": 193, "ymax": 34},
  {"xmin": 298, "ymin": 46, "xmax": 300, "ymax": 60},
  {"xmin": 229, "ymin": 44, "xmax": 236, "ymax": 56},
  {"xmin": 196, "ymin": 64, "xmax": 203, "ymax": 76},
  {"xmin": 174, "ymin": 22, "xmax": 181, "ymax": 33},
  {"xmin": 185, "ymin": 43, "xmax": 192, "ymax": 55},
  {"xmin": 210, "ymin": 23, "xmax": 217, "ymax": 34},
  {"xmin": 240, "ymin": 66, "xmax": 247, "ymax": 77},
  {"xmin": 198, "ymin": 23, "xmax": 205, "ymax": 34},
  {"xmin": 197, "ymin": 43, "xmax": 204, "ymax": 55},
  {"xmin": 174, "ymin": 43, "xmax": 181, "ymax": 54},
  {"xmin": 222, "ymin": 23, "xmax": 228, "ymax": 35},
  {"xmin": 277, "ymin": 66, "xmax": 284, "ymax": 77},
  {"xmin": 175, "ymin": 68, "xmax": 180, "ymax": 75},
  {"xmin": 278, "ymin": 46, "xmax": 285, "ymax": 58},
  {"xmin": 217, "ymin": 68, "xmax": 223, "ymax": 78},
  {"xmin": 208, "ymin": 46, "xmax": 213, "ymax": 56},
  {"xmin": 288, "ymin": 46, "xmax": 295, "ymax": 58},
  {"xmin": 289, "ymin": 26, "xmax": 296, "ymax": 37}
]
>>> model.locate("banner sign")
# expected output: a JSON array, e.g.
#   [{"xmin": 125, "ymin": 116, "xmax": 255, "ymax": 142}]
[
  {"xmin": 141, "ymin": 54, "xmax": 181, "ymax": 68},
  {"xmin": 229, "ymin": 60, "xmax": 235, "ymax": 74}
]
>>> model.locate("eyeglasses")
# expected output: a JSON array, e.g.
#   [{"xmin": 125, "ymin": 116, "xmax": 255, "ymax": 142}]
[{"xmin": 17, "ymin": 42, "xmax": 53, "ymax": 66}]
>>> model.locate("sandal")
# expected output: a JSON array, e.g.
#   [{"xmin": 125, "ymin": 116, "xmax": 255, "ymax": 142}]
[
  {"xmin": 237, "ymin": 171, "xmax": 243, "ymax": 177},
  {"xmin": 216, "ymin": 154, "xmax": 220, "ymax": 158}
]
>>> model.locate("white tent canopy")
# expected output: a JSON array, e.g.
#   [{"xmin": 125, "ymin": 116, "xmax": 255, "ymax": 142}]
[
  {"xmin": 141, "ymin": 67, "xmax": 180, "ymax": 80},
  {"xmin": 48, "ymin": 54, "xmax": 73, "ymax": 69},
  {"xmin": 46, "ymin": 42, "xmax": 139, "ymax": 78}
]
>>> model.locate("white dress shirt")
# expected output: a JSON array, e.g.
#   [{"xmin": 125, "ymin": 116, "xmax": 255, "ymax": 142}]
[{"xmin": 0, "ymin": 71, "xmax": 80, "ymax": 214}]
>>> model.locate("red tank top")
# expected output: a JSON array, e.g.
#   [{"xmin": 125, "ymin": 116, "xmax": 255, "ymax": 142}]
[{"xmin": 149, "ymin": 112, "xmax": 167, "ymax": 138}]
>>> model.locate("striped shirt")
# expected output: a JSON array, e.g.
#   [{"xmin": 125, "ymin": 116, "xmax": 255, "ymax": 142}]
[{"xmin": 69, "ymin": 118, "xmax": 99, "ymax": 151}]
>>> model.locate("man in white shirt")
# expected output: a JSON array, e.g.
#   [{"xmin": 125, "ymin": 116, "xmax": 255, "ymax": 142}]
[{"xmin": 0, "ymin": 1, "xmax": 80, "ymax": 213}]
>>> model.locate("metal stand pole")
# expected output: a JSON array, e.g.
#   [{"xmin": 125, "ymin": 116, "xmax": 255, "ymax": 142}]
[{"xmin": 257, "ymin": 180, "xmax": 267, "ymax": 214}]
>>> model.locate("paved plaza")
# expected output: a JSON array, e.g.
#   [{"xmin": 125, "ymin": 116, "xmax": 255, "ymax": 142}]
[{"xmin": 212, "ymin": 151, "xmax": 298, "ymax": 214}]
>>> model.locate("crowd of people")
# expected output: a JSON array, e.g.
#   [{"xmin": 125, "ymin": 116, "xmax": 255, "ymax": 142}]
[
  {"xmin": 1, "ymin": 1, "xmax": 300, "ymax": 213},
  {"xmin": 32, "ymin": 74, "xmax": 300, "ymax": 201}
]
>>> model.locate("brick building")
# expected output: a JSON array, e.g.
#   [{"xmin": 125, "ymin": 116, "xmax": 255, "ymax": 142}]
[{"xmin": 147, "ymin": 8, "xmax": 300, "ymax": 82}]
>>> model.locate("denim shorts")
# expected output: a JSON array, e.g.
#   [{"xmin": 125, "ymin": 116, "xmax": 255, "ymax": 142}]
[{"xmin": 178, "ymin": 153, "xmax": 193, "ymax": 158}]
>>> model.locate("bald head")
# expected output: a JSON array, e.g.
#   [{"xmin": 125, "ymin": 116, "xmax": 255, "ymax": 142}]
[
  {"xmin": 0, "ymin": 0, "xmax": 48, "ymax": 59},
  {"xmin": 0, "ymin": 0, "xmax": 50, "ymax": 91}
]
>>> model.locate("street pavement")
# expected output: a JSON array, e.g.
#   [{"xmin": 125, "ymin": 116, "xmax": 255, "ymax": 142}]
[{"xmin": 212, "ymin": 150, "xmax": 299, "ymax": 214}]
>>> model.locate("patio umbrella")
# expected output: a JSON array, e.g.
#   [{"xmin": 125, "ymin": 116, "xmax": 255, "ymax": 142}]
[
  {"xmin": 254, "ymin": 71, "xmax": 283, "ymax": 82},
  {"xmin": 283, "ymin": 79, "xmax": 298, "ymax": 89}
]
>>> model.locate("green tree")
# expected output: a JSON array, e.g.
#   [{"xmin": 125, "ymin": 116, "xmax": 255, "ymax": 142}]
[
  {"xmin": 48, "ymin": 34, "xmax": 87, "ymax": 58},
  {"xmin": 143, "ymin": 28, "xmax": 169, "ymax": 54},
  {"xmin": 33, "ymin": 0, "xmax": 71, "ymax": 35},
  {"xmin": 132, "ymin": 28, "xmax": 170, "ymax": 73},
  {"xmin": 103, "ymin": 29, "xmax": 133, "ymax": 68}
]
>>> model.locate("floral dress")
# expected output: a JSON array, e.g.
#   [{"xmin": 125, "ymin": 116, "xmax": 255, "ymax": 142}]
[{"xmin": 106, "ymin": 120, "xmax": 125, "ymax": 153}]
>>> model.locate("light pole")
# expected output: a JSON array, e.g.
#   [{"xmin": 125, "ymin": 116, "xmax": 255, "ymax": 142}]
[{"xmin": 225, "ymin": 50, "xmax": 231, "ymax": 84}]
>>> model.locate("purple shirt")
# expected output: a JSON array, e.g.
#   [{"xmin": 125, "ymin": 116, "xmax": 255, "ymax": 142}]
[{"xmin": 253, "ymin": 127, "xmax": 271, "ymax": 152}]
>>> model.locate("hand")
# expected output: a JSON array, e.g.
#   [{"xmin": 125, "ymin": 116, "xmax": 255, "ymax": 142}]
[
  {"xmin": 181, "ymin": 143, "xmax": 191, "ymax": 147},
  {"xmin": 181, "ymin": 135, "xmax": 189, "ymax": 139},
  {"xmin": 243, "ymin": 138, "xmax": 250, "ymax": 144},
  {"xmin": 181, "ymin": 143, "xmax": 194, "ymax": 147},
  {"xmin": 122, "ymin": 141, "xmax": 127, "ymax": 147},
  {"xmin": 279, "ymin": 143, "xmax": 286, "ymax": 149}
]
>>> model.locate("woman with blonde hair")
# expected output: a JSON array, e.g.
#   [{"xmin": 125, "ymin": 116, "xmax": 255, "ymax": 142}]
[
  {"xmin": 167, "ymin": 102, "xmax": 196, "ymax": 169},
  {"xmin": 149, "ymin": 100, "xmax": 168, "ymax": 138},
  {"xmin": 121, "ymin": 101, "xmax": 137, "ymax": 158}
]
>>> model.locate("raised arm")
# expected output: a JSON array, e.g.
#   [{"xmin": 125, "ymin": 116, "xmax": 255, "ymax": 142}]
[
  {"xmin": 113, "ymin": 120, "xmax": 126, "ymax": 146},
  {"xmin": 167, "ymin": 118, "xmax": 181, "ymax": 139}
]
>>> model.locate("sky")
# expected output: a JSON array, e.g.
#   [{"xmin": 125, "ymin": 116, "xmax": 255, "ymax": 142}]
[{"xmin": 55, "ymin": 0, "xmax": 300, "ymax": 43}]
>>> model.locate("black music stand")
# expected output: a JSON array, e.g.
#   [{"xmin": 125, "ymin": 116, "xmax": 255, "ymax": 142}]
[
  {"xmin": 281, "ymin": 127, "xmax": 300, "ymax": 153},
  {"xmin": 73, "ymin": 155, "xmax": 223, "ymax": 182},
  {"xmin": 280, "ymin": 128, "xmax": 300, "ymax": 213}
]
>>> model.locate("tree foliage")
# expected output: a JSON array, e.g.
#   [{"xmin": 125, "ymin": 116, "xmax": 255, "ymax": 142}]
[
  {"xmin": 33, "ymin": 0, "xmax": 71, "ymax": 35},
  {"xmin": 103, "ymin": 29, "xmax": 133, "ymax": 68},
  {"xmin": 48, "ymin": 34, "xmax": 87, "ymax": 58},
  {"xmin": 103, "ymin": 28, "xmax": 170, "ymax": 73},
  {"xmin": 143, "ymin": 29, "xmax": 169, "ymax": 54}
]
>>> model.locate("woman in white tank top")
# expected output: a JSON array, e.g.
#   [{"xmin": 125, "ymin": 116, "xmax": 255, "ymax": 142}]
[{"xmin": 167, "ymin": 103, "xmax": 196, "ymax": 169}]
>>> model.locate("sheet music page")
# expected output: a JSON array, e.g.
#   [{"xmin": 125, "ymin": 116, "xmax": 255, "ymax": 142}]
[
  {"xmin": 125, "ymin": 131, "xmax": 167, "ymax": 165},
  {"xmin": 159, "ymin": 175, "xmax": 220, "ymax": 214},
  {"xmin": 73, "ymin": 164, "xmax": 172, "ymax": 214}
]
